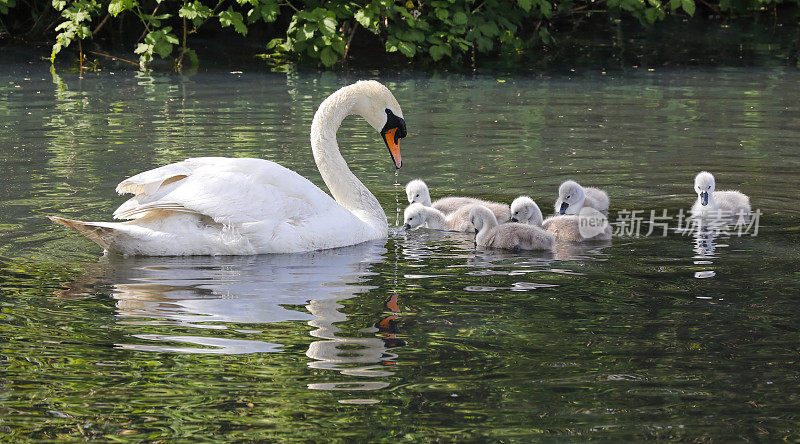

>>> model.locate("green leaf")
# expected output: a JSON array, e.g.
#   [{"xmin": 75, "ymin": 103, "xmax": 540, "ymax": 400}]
[
  {"xmin": 478, "ymin": 21, "xmax": 498, "ymax": 37},
  {"xmin": 320, "ymin": 16, "xmax": 337, "ymax": 37},
  {"xmin": 354, "ymin": 9, "xmax": 372, "ymax": 27},
  {"xmin": 108, "ymin": 0, "xmax": 133, "ymax": 17},
  {"xmin": 517, "ymin": 0, "xmax": 531, "ymax": 12},
  {"xmin": 396, "ymin": 40, "xmax": 416, "ymax": 57},
  {"xmin": 681, "ymin": 0, "xmax": 695, "ymax": 15},
  {"xmin": 434, "ymin": 8, "xmax": 448, "ymax": 20},
  {"xmin": 319, "ymin": 46, "xmax": 338, "ymax": 66},
  {"xmin": 52, "ymin": 0, "xmax": 66, "ymax": 11},
  {"xmin": 429, "ymin": 45, "xmax": 448, "ymax": 61},
  {"xmin": 452, "ymin": 11, "xmax": 467, "ymax": 25},
  {"xmin": 219, "ymin": 7, "xmax": 248, "ymax": 35}
]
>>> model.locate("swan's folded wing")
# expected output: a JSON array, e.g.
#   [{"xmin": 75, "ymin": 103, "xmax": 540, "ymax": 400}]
[
  {"xmin": 115, "ymin": 158, "xmax": 203, "ymax": 196},
  {"xmin": 112, "ymin": 157, "xmax": 352, "ymax": 227}
]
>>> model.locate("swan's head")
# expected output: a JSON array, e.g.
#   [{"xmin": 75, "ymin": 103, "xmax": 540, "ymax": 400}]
[
  {"xmin": 405, "ymin": 179, "xmax": 432, "ymax": 206},
  {"xmin": 403, "ymin": 203, "xmax": 428, "ymax": 230},
  {"xmin": 468, "ymin": 205, "xmax": 498, "ymax": 234},
  {"xmin": 556, "ymin": 180, "xmax": 586, "ymax": 215},
  {"xmin": 350, "ymin": 80, "xmax": 407, "ymax": 169},
  {"xmin": 694, "ymin": 171, "xmax": 715, "ymax": 206},
  {"xmin": 510, "ymin": 196, "xmax": 543, "ymax": 226}
]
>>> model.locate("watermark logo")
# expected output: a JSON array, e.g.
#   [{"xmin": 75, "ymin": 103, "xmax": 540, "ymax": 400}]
[
  {"xmin": 578, "ymin": 207, "xmax": 609, "ymax": 238},
  {"xmin": 610, "ymin": 208, "xmax": 761, "ymax": 237}
]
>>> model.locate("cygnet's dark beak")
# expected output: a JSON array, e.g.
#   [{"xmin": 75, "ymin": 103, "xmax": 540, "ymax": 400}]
[
  {"xmin": 510, "ymin": 217, "xmax": 518, "ymax": 222},
  {"xmin": 700, "ymin": 191, "xmax": 709, "ymax": 206},
  {"xmin": 402, "ymin": 223, "xmax": 411, "ymax": 230},
  {"xmin": 559, "ymin": 202, "xmax": 569, "ymax": 215}
]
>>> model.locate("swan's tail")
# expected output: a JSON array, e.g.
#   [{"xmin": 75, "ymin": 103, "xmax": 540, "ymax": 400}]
[{"xmin": 48, "ymin": 216, "xmax": 116, "ymax": 250}]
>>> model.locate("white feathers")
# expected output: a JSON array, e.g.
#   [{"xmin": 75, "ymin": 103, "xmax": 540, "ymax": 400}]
[
  {"xmin": 49, "ymin": 81, "xmax": 404, "ymax": 255},
  {"xmin": 404, "ymin": 178, "xmax": 510, "ymax": 221},
  {"xmin": 510, "ymin": 196, "xmax": 543, "ymax": 226},
  {"xmin": 554, "ymin": 180, "xmax": 609, "ymax": 215},
  {"xmin": 691, "ymin": 171, "xmax": 751, "ymax": 220},
  {"xmin": 403, "ymin": 202, "xmax": 476, "ymax": 232}
]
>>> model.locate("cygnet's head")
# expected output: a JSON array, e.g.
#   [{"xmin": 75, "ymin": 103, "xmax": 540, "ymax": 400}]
[
  {"xmin": 345, "ymin": 80, "xmax": 407, "ymax": 169},
  {"xmin": 468, "ymin": 205, "xmax": 499, "ymax": 233},
  {"xmin": 403, "ymin": 203, "xmax": 429, "ymax": 230},
  {"xmin": 556, "ymin": 180, "xmax": 586, "ymax": 215},
  {"xmin": 510, "ymin": 196, "xmax": 543, "ymax": 226},
  {"xmin": 694, "ymin": 171, "xmax": 715, "ymax": 206},
  {"xmin": 405, "ymin": 179, "xmax": 432, "ymax": 206}
]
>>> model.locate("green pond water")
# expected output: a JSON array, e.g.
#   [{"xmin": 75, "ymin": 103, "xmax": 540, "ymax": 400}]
[{"xmin": 1, "ymin": 60, "xmax": 799, "ymax": 441}]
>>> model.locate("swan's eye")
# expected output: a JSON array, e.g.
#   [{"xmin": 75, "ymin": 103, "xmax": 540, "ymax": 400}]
[{"xmin": 566, "ymin": 195, "xmax": 571, "ymax": 199}]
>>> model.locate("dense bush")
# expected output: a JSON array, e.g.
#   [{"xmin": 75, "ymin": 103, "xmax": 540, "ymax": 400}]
[{"xmin": 0, "ymin": 0, "xmax": 795, "ymax": 69}]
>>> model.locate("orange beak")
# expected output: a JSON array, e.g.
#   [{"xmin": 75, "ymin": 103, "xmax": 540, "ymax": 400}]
[{"xmin": 383, "ymin": 127, "xmax": 402, "ymax": 169}]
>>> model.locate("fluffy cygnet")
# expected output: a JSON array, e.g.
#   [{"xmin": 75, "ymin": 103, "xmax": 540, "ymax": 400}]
[
  {"xmin": 509, "ymin": 196, "xmax": 544, "ymax": 226},
  {"xmin": 691, "ymin": 171, "xmax": 751, "ymax": 219},
  {"xmin": 542, "ymin": 214, "xmax": 612, "ymax": 243},
  {"xmin": 554, "ymin": 180, "xmax": 609, "ymax": 215},
  {"xmin": 403, "ymin": 202, "xmax": 475, "ymax": 232},
  {"xmin": 468, "ymin": 205, "xmax": 554, "ymax": 251},
  {"xmin": 405, "ymin": 179, "xmax": 511, "ymax": 221}
]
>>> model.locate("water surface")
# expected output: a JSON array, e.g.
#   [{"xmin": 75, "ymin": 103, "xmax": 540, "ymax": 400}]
[{"xmin": 1, "ymin": 61, "xmax": 799, "ymax": 440}]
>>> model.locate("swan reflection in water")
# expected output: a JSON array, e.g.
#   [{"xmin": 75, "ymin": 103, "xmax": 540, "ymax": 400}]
[
  {"xmin": 59, "ymin": 240, "xmax": 404, "ymax": 394},
  {"xmin": 680, "ymin": 215, "xmax": 744, "ymax": 279}
]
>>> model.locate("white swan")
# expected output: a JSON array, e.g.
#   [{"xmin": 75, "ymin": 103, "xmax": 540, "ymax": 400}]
[
  {"xmin": 48, "ymin": 81, "xmax": 408, "ymax": 255},
  {"xmin": 509, "ymin": 196, "xmax": 544, "ymax": 226},
  {"xmin": 405, "ymin": 178, "xmax": 511, "ymax": 221},
  {"xmin": 691, "ymin": 171, "xmax": 751, "ymax": 219},
  {"xmin": 554, "ymin": 180, "xmax": 609, "ymax": 215},
  {"xmin": 469, "ymin": 205, "xmax": 554, "ymax": 251},
  {"xmin": 402, "ymin": 202, "xmax": 475, "ymax": 232},
  {"xmin": 542, "ymin": 214, "xmax": 612, "ymax": 242}
]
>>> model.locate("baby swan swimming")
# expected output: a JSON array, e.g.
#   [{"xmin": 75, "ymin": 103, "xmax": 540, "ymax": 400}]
[
  {"xmin": 405, "ymin": 179, "xmax": 511, "ymax": 221},
  {"xmin": 691, "ymin": 171, "xmax": 751, "ymax": 219},
  {"xmin": 469, "ymin": 205, "xmax": 554, "ymax": 251},
  {"xmin": 555, "ymin": 180, "xmax": 609, "ymax": 215},
  {"xmin": 403, "ymin": 202, "xmax": 475, "ymax": 232},
  {"xmin": 541, "ymin": 214, "xmax": 612, "ymax": 243},
  {"xmin": 510, "ymin": 195, "xmax": 610, "ymax": 243},
  {"xmin": 509, "ymin": 196, "xmax": 544, "ymax": 226}
]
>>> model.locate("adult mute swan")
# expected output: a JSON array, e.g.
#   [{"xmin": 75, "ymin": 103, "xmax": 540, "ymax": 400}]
[
  {"xmin": 691, "ymin": 171, "xmax": 751, "ymax": 219},
  {"xmin": 469, "ymin": 205, "xmax": 554, "ymax": 251},
  {"xmin": 48, "ymin": 80, "xmax": 408, "ymax": 255},
  {"xmin": 554, "ymin": 180, "xmax": 609, "ymax": 215},
  {"xmin": 405, "ymin": 178, "xmax": 511, "ymax": 221}
]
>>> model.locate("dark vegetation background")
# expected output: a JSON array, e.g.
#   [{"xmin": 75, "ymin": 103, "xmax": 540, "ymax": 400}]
[{"xmin": 0, "ymin": 0, "xmax": 798, "ymax": 71}]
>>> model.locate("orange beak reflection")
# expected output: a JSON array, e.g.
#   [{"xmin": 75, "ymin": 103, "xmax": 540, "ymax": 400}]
[{"xmin": 383, "ymin": 127, "xmax": 402, "ymax": 169}]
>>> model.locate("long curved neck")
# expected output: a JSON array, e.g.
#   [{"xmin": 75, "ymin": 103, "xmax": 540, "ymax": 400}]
[{"xmin": 310, "ymin": 89, "xmax": 386, "ymax": 229}]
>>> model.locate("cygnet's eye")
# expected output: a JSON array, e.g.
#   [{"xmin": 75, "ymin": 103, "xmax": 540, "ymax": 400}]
[
  {"xmin": 514, "ymin": 211, "xmax": 518, "ymax": 215},
  {"xmin": 707, "ymin": 186, "xmax": 710, "ymax": 190},
  {"xmin": 415, "ymin": 194, "xmax": 419, "ymax": 197}
]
